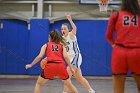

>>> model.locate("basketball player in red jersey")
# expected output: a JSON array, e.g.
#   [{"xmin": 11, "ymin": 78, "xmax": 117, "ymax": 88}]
[
  {"xmin": 106, "ymin": 0, "xmax": 140, "ymax": 93},
  {"xmin": 25, "ymin": 30, "xmax": 78, "ymax": 93}
]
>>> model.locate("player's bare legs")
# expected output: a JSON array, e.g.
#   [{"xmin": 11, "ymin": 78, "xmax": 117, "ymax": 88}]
[
  {"xmin": 63, "ymin": 78, "xmax": 78, "ymax": 93},
  {"xmin": 133, "ymin": 74, "xmax": 140, "ymax": 93},
  {"xmin": 63, "ymin": 67, "xmax": 73, "ymax": 92},
  {"xmin": 34, "ymin": 76, "xmax": 49, "ymax": 93},
  {"xmin": 112, "ymin": 75, "xmax": 126, "ymax": 93},
  {"xmin": 63, "ymin": 67, "xmax": 95, "ymax": 93},
  {"xmin": 74, "ymin": 68, "xmax": 92, "ymax": 89}
]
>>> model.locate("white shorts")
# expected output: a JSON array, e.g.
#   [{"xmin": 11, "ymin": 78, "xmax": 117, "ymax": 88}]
[{"xmin": 68, "ymin": 53, "xmax": 82, "ymax": 68}]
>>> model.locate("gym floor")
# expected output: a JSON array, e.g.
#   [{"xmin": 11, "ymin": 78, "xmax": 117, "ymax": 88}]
[{"xmin": 0, "ymin": 77, "xmax": 137, "ymax": 93}]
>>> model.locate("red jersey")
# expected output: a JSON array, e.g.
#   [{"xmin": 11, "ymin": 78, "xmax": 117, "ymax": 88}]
[
  {"xmin": 106, "ymin": 11, "xmax": 140, "ymax": 47},
  {"xmin": 46, "ymin": 42, "xmax": 64, "ymax": 62}
]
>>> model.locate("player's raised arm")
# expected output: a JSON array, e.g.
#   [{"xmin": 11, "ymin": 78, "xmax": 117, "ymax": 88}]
[
  {"xmin": 67, "ymin": 15, "xmax": 77, "ymax": 35},
  {"xmin": 25, "ymin": 44, "xmax": 47, "ymax": 69}
]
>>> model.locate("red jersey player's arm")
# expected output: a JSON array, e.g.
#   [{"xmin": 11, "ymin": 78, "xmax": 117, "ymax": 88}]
[
  {"xmin": 31, "ymin": 44, "xmax": 47, "ymax": 66},
  {"xmin": 106, "ymin": 12, "xmax": 118, "ymax": 46},
  {"xmin": 25, "ymin": 44, "xmax": 47, "ymax": 69}
]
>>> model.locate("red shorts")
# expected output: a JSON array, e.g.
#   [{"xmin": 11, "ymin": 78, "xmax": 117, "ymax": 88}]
[
  {"xmin": 112, "ymin": 46, "xmax": 140, "ymax": 75},
  {"xmin": 41, "ymin": 62, "xmax": 69, "ymax": 80}
]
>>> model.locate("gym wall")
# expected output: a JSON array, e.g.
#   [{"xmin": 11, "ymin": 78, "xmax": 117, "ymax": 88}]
[{"xmin": 0, "ymin": 19, "xmax": 113, "ymax": 76}]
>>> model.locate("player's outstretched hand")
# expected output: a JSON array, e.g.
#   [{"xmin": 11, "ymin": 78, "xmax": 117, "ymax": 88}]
[
  {"xmin": 112, "ymin": 44, "xmax": 116, "ymax": 48},
  {"xmin": 25, "ymin": 64, "xmax": 33, "ymax": 69},
  {"xmin": 66, "ymin": 15, "xmax": 72, "ymax": 21}
]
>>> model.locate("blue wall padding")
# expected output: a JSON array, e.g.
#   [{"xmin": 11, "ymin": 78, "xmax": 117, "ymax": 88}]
[
  {"xmin": 0, "ymin": 19, "xmax": 115, "ymax": 76},
  {"xmin": 0, "ymin": 20, "xmax": 29, "ymax": 74},
  {"xmin": 28, "ymin": 19, "xmax": 50, "ymax": 75},
  {"xmin": 0, "ymin": 19, "xmax": 50, "ymax": 75},
  {"xmin": 77, "ymin": 20, "xmax": 110, "ymax": 76},
  {"xmin": 0, "ymin": 20, "xmax": 6, "ymax": 74}
]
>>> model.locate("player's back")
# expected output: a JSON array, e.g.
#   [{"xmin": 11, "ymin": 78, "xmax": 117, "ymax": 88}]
[
  {"xmin": 115, "ymin": 11, "xmax": 140, "ymax": 47},
  {"xmin": 46, "ymin": 42, "xmax": 64, "ymax": 62}
]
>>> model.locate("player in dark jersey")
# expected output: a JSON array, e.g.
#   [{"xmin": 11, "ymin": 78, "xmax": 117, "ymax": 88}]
[
  {"xmin": 106, "ymin": 0, "xmax": 140, "ymax": 93},
  {"xmin": 25, "ymin": 30, "xmax": 78, "ymax": 93}
]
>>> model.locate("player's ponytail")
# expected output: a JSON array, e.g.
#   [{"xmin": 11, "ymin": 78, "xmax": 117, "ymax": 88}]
[
  {"xmin": 121, "ymin": 0, "xmax": 140, "ymax": 15},
  {"xmin": 49, "ymin": 29, "xmax": 66, "ymax": 46}
]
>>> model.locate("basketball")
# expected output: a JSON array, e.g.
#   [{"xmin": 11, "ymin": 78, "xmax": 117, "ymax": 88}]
[{"xmin": 40, "ymin": 58, "xmax": 47, "ymax": 69}]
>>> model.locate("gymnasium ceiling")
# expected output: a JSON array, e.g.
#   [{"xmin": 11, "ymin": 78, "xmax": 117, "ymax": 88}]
[{"xmin": 0, "ymin": 0, "xmax": 120, "ymax": 22}]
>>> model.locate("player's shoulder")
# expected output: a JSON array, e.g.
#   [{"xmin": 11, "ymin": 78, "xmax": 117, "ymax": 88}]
[
  {"xmin": 119, "ymin": 11, "xmax": 135, "ymax": 16},
  {"xmin": 46, "ymin": 42, "xmax": 54, "ymax": 46},
  {"xmin": 69, "ymin": 31, "xmax": 76, "ymax": 40},
  {"xmin": 41, "ymin": 43, "xmax": 47, "ymax": 50},
  {"xmin": 111, "ymin": 12, "xmax": 119, "ymax": 16},
  {"xmin": 110, "ymin": 12, "xmax": 119, "ymax": 19},
  {"xmin": 47, "ymin": 42, "xmax": 52, "ymax": 45}
]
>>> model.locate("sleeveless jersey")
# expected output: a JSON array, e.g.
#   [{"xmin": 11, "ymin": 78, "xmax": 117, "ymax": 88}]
[
  {"xmin": 46, "ymin": 42, "xmax": 64, "ymax": 62},
  {"xmin": 64, "ymin": 32, "xmax": 80, "ymax": 56}
]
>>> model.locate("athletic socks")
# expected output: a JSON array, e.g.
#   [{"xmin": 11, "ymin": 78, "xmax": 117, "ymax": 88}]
[
  {"xmin": 62, "ymin": 92, "xmax": 67, "ymax": 93},
  {"xmin": 63, "ymin": 88, "xmax": 95, "ymax": 93},
  {"xmin": 88, "ymin": 88, "xmax": 96, "ymax": 93}
]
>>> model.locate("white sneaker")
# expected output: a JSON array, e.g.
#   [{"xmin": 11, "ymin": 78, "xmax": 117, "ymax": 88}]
[
  {"xmin": 88, "ymin": 89, "xmax": 96, "ymax": 93},
  {"xmin": 89, "ymin": 90, "xmax": 96, "ymax": 93}
]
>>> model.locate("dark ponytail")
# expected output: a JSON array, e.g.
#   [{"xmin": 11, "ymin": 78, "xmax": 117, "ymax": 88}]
[
  {"xmin": 121, "ymin": 0, "xmax": 140, "ymax": 15},
  {"xmin": 49, "ymin": 29, "xmax": 66, "ymax": 46}
]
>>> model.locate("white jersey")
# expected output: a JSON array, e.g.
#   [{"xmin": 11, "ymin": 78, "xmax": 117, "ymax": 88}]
[
  {"xmin": 64, "ymin": 32, "xmax": 82, "ymax": 68},
  {"xmin": 64, "ymin": 32, "xmax": 80, "ymax": 56}
]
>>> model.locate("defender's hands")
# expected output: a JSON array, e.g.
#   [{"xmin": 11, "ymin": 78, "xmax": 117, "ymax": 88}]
[
  {"xmin": 66, "ymin": 15, "xmax": 72, "ymax": 21},
  {"xmin": 112, "ymin": 44, "xmax": 116, "ymax": 48},
  {"xmin": 25, "ymin": 64, "xmax": 33, "ymax": 69}
]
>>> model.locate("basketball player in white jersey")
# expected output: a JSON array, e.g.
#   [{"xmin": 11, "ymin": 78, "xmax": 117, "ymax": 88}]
[{"xmin": 62, "ymin": 15, "xmax": 96, "ymax": 93}]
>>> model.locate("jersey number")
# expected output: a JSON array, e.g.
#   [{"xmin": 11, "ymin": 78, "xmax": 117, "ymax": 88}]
[
  {"xmin": 52, "ymin": 45, "xmax": 59, "ymax": 52},
  {"xmin": 123, "ymin": 15, "xmax": 138, "ymax": 26}
]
